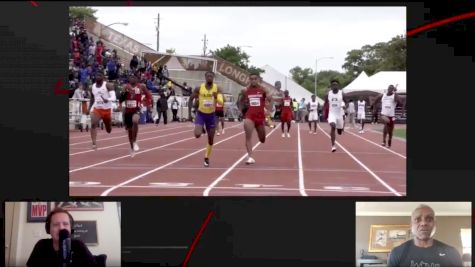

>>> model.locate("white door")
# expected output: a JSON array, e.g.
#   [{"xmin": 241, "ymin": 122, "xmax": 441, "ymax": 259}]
[{"xmin": 4, "ymin": 202, "xmax": 15, "ymax": 267}]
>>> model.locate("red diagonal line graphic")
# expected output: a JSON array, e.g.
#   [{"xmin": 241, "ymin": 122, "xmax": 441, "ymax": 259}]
[
  {"xmin": 407, "ymin": 11, "xmax": 475, "ymax": 37},
  {"xmin": 182, "ymin": 211, "xmax": 214, "ymax": 267},
  {"xmin": 30, "ymin": 1, "xmax": 39, "ymax": 7},
  {"xmin": 54, "ymin": 79, "xmax": 69, "ymax": 95}
]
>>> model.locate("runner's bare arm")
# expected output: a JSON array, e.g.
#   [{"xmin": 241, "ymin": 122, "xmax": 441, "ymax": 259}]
[
  {"xmin": 188, "ymin": 87, "xmax": 200, "ymax": 109},
  {"xmin": 101, "ymin": 82, "xmax": 116, "ymax": 103},
  {"xmin": 88, "ymin": 92, "xmax": 95, "ymax": 115},
  {"xmin": 215, "ymin": 86, "xmax": 224, "ymax": 105},
  {"xmin": 372, "ymin": 94, "xmax": 383, "ymax": 111},
  {"xmin": 141, "ymin": 84, "xmax": 153, "ymax": 109}
]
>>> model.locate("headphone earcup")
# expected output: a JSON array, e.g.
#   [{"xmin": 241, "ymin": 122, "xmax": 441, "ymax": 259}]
[
  {"xmin": 70, "ymin": 214, "xmax": 75, "ymax": 235},
  {"xmin": 45, "ymin": 217, "xmax": 50, "ymax": 234}
]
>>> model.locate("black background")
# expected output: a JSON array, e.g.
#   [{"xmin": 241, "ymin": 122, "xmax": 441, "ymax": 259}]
[{"xmin": 1, "ymin": 1, "xmax": 475, "ymax": 266}]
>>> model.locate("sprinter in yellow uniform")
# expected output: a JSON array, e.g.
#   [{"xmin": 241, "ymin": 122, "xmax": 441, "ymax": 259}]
[{"xmin": 189, "ymin": 71, "xmax": 224, "ymax": 167}]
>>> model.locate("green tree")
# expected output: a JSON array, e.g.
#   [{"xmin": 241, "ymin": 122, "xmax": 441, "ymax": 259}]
[
  {"xmin": 69, "ymin": 7, "xmax": 98, "ymax": 20},
  {"xmin": 166, "ymin": 48, "xmax": 176, "ymax": 54},
  {"xmin": 343, "ymin": 35, "xmax": 406, "ymax": 78},
  {"xmin": 211, "ymin": 44, "xmax": 264, "ymax": 74}
]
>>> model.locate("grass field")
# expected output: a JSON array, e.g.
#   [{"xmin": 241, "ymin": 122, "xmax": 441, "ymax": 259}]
[
  {"xmin": 393, "ymin": 128, "xmax": 406, "ymax": 139},
  {"xmin": 373, "ymin": 127, "xmax": 406, "ymax": 139}
]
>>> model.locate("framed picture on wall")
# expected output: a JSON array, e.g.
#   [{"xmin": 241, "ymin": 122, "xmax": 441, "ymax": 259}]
[
  {"xmin": 368, "ymin": 224, "xmax": 411, "ymax": 252},
  {"xmin": 27, "ymin": 202, "xmax": 51, "ymax": 223},
  {"xmin": 54, "ymin": 202, "xmax": 104, "ymax": 211},
  {"xmin": 72, "ymin": 221, "xmax": 98, "ymax": 246}
]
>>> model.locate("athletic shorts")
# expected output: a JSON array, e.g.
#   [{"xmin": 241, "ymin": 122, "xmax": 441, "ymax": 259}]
[
  {"xmin": 280, "ymin": 111, "xmax": 293, "ymax": 123},
  {"xmin": 382, "ymin": 115, "xmax": 395, "ymax": 127},
  {"xmin": 357, "ymin": 112, "xmax": 365, "ymax": 120},
  {"xmin": 246, "ymin": 111, "xmax": 265, "ymax": 127},
  {"xmin": 328, "ymin": 112, "xmax": 344, "ymax": 130},
  {"xmin": 308, "ymin": 111, "xmax": 319, "ymax": 122},
  {"xmin": 92, "ymin": 108, "xmax": 112, "ymax": 122},
  {"xmin": 215, "ymin": 110, "xmax": 224, "ymax": 118},
  {"xmin": 124, "ymin": 111, "xmax": 140, "ymax": 129},
  {"xmin": 195, "ymin": 111, "xmax": 216, "ymax": 129}
]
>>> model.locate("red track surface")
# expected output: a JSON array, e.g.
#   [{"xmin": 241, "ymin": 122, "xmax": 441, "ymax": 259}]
[{"xmin": 69, "ymin": 121, "xmax": 406, "ymax": 196}]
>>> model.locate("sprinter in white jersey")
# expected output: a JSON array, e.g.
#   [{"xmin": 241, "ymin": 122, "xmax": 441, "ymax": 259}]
[
  {"xmin": 307, "ymin": 94, "xmax": 320, "ymax": 134},
  {"xmin": 374, "ymin": 85, "xmax": 402, "ymax": 148},
  {"xmin": 357, "ymin": 97, "xmax": 366, "ymax": 133},
  {"xmin": 87, "ymin": 72, "xmax": 116, "ymax": 150},
  {"xmin": 323, "ymin": 79, "xmax": 347, "ymax": 152}
]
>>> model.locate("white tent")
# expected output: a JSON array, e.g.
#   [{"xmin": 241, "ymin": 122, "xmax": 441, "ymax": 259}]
[
  {"xmin": 261, "ymin": 65, "xmax": 324, "ymax": 104},
  {"xmin": 341, "ymin": 71, "xmax": 370, "ymax": 92},
  {"xmin": 343, "ymin": 71, "xmax": 406, "ymax": 94}
]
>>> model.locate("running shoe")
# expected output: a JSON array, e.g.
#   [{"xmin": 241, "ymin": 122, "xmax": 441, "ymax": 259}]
[
  {"xmin": 331, "ymin": 146, "xmax": 336, "ymax": 152},
  {"xmin": 204, "ymin": 158, "xmax": 210, "ymax": 167},
  {"xmin": 245, "ymin": 157, "xmax": 255, "ymax": 165},
  {"xmin": 133, "ymin": 142, "xmax": 139, "ymax": 151}
]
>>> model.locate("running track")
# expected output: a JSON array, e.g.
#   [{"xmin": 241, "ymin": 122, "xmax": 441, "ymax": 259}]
[{"xmin": 69, "ymin": 122, "xmax": 406, "ymax": 196}]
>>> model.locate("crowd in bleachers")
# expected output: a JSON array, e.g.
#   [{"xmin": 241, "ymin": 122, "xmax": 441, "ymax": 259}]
[{"xmin": 68, "ymin": 18, "xmax": 196, "ymax": 126}]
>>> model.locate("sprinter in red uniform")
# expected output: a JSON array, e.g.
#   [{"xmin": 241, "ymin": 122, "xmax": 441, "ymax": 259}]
[
  {"xmin": 238, "ymin": 73, "xmax": 273, "ymax": 164},
  {"xmin": 280, "ymin": 90, "xmax": 293, "ymax": 138},
  {"xmin": 119, "ymin": 74, "xmax": 153, "ymax": 157}
]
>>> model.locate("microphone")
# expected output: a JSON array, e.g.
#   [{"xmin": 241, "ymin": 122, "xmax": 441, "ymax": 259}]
[{"xmin": 59, "ymin": 229, "xmax": 72, "ymax": 266}]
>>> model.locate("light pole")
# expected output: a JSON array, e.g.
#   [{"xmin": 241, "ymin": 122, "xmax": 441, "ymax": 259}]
[
  {"xmin": 314, "ymin": 56, "xmax": 333, "ymax": 96},
  {"xmin": 106, "ymin": 22, "xmax": 128, "ymax": 27},
  {"xmin": 101, "ymin": 22, "xmax": 128, "ymax": 41}
]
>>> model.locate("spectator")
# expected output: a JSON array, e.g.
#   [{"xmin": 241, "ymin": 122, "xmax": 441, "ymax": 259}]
[
  {"xmin": 107, "ymin": 58, "xmax": 117, "ymax": 81},
  {"xmin": 79, "ymin": 64, "xmax": 90, "ymax": 87},
  {"xmin": 130, "ymin": 55, "xmax": 139, "ymax": 71},
  {"xmin": 292, "ymin": 98, "xmax": 299, "ymax": 122},
  {"xmin": 146, "ymin": 77, "xmax": 158, "ymax": 93},
  {"xmin": 171, "ymin": 97, "xmax": 179, "ymax": 121},
  {"xmin": 95, "ymin": 41, "xmax": 104, "ymax": 66},
  {"xmin": 156, "ymin": 90, "xmax": 172, "ymax": 125},
  {"xmin": 152, "ymin": 63, "xmax": 158, "ymax": 78},
  {"xmin": 162, "ymin": 65, "xmax": 169, "ymax": 79},
  {"xmin": 298, "ymin": 98, "xmax": 307, "ymax": 123}
]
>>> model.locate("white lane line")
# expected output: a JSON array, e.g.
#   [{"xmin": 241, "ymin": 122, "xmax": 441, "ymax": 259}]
[
  {"xmin": 100, "ymin": 130, "xmax": 245, "ymax": 196},
  {"xmin": 69, "ymin": 125, "xmax": 189, "ymax": 145},
  {"xmin": 297, "ymin": 123, "xmax": 307, "ymax": 196},
  {"xmin": 317, "ymin": 124, "xmax": 401, "ymax": 196},
  {"xmin": 70, "ymin": 123, "xmax": 242, "ymax": 172},
  {"xmin": 203, "ymin": 126, "xmax": 279, "ymax": 196},
  {"xmin": 71, "ymin": 184, "xmax": 404, "ymax": 195},
  {"xmin": 70, "ymin": 128, "xmax": 192, "ymax": 156},
  {"xmin": 345, "ymin": 130, "xmax": 406, "ymax": 159}
]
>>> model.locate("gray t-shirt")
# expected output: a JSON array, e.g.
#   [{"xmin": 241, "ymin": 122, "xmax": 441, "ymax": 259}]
[{"xmin": 388, "ymin": 239, "xmax": 463, "ymax": 267}]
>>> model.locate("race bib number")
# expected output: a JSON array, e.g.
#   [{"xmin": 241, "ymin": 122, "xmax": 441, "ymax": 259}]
[
  {"xmin": 126, "ymin": 100, "xmax": 137, "ymax": 108},
  {"xmin": 203, "ymin": 99, "xmax": 214, "ymax": 107},
  {"xmin": 310, "ymin": 104, "xmax": 318, "ymax": 110},
  {"xmin": 284, "ymin": 100, "xmax": 291, "ymax": 106},
  {"xmin": 331, "ymin": 103, "xmax": 338, "ymax": 107},
  {"xmin": 384, "ymin": 106, "xmax": 391, "ymax": 110},
  {"xmin": 96, "ymin": 101, "xmax": 104, "ymax": 105},
  {"xmin": 250, "ymin": 98, "xmax": 261, "ymax": 107}
]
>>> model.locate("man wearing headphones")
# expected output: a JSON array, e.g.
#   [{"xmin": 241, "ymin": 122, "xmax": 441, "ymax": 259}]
[{"xmin": 26, "ymin": 208, "xmax": 98, "ymax": 267}]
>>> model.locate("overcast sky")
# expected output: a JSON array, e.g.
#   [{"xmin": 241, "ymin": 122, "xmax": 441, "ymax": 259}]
[{"xmin": 91, "ymin": 6, "xmax": 406, "ymax": 75}]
